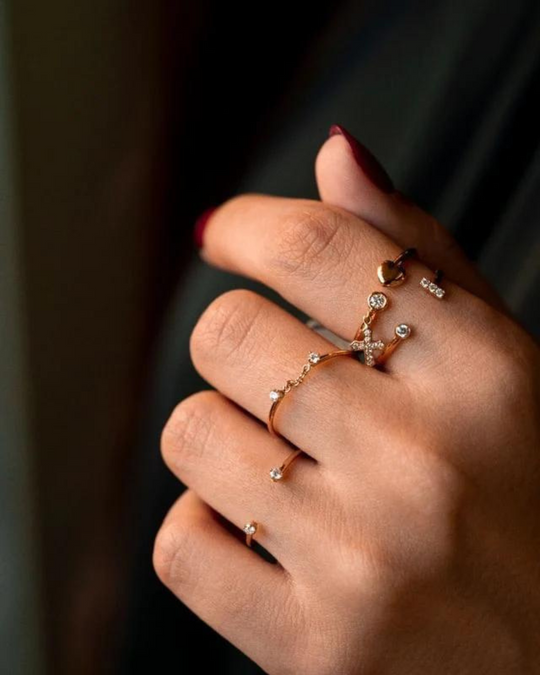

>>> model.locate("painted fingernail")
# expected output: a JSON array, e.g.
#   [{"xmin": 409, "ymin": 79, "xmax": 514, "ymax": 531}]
[
  {"xmin": 193, "ymin": 207, "xmax": 217, "ymax": 249},
  {"xmin": 328, "ymin": 124, "xmax": 395, "ymax": 193}
]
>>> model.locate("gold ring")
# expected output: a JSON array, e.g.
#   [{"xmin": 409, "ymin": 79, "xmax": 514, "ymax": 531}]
[
  {"xmin": 268, "ymin": 349, "xmax": 353, "ymax": 437},
  {"xmin": 420, "ymin": 269, "xmax": 445, "ymax": 299},
  {"xmin": 243, "ymin": 521, "xmax": 258, "ymax": 547},
  {"xmin": 269, "ymin": 448, "xmax": 303, "ymax": 482}
]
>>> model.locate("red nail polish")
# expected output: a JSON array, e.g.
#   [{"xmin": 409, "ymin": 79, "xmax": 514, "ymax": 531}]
[
  {"xmin": 193, "ymin": 207, "xmax": 217, "ymax": 249},
  {"xmin": 328, "ymin": 124, "xmax": 395, "ymax": 194}
]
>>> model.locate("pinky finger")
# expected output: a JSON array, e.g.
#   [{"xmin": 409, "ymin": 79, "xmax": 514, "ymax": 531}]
[{"xmin": 153, "ymin": 489, "xmax": 300, "ymax": 673}]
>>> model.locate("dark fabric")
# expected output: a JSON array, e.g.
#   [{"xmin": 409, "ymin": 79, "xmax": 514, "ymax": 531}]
[{"xmin": 122, "ymin": 1, "xmax": 540, "ymax": 672}]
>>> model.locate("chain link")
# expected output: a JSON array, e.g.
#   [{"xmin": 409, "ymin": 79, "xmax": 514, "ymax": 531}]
[{"xmin": 282, "ymin": 362, "xmax": 312, "ymax": 394}]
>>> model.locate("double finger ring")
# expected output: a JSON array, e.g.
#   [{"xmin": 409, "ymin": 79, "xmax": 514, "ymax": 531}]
[{"xmin": 245, "ymin": 249, "xmax": 431, "ymax": 546}]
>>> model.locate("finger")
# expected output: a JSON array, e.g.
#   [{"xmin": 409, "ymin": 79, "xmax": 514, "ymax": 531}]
[
  {"xmin": 161, "ymin": 390, "xmax": 326, "ymax": 565},
  {"xmin": 190, "ymin": 289, "xmax": 404, "ymax": 463},
  {"xmin": 153, "ymin": 489, "xmax": 299, "ymax": 674},
  {"xmin": 198, "ymin": 194, "xmax": 479, "ymax": 378},
  {"xmin": 316, "ymin": 125, "xmax": 504, "ymax": 310}
]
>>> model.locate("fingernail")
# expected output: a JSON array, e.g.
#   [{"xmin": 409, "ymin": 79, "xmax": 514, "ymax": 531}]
[
  {"xmin": 328, "ymin": 124, "xmax": 395, "ymax": 193},
  {"xmin": 193, "ymin": 207, "xmax": 217, "ymax": 249}
]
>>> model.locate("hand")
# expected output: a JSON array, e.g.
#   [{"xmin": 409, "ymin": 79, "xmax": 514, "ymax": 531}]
[{"xmin": 153, "ymin": 128, "xmax": 540, "ymax": 674}]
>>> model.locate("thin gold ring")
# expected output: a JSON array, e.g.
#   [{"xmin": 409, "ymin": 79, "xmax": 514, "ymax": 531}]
[
  {"xmin": 243, "ymin": 521, "xmax": 258, "ymax": 547},
  {"xmin": 269, "ymin": 448, "xmax": 303, "ymax": 482},
  {"xmin": 268, "ymin": 349, "xmax": 353, "ymax": 438}
]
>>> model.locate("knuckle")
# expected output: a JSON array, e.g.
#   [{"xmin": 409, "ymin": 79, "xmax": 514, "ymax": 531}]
[
  {"xmin": 473, "ymin": 314, "xmax": 537, "ymax": 412},
  {"xmin": 161, "ymin": 391, "xmax": 218, "ymax": 472},
  {"xmin": 292, "ymin": 618, "xmax": 359, "ymax": 675},
  {"xmin": 153, "ymin": 512, "xmax": 203, "ymax": 590},
  {"xmin": 190, "ymin": 289, "xmax": 265, "ymax": 367},
  {"xmin": 267, "ymin": 204, "xmax": 348, "ymax": 280},
  {"xmin": 394, "ymin": 452, "xmax": 466, "ymax": 576},
  {"xmin": 295, "ymin": 651, "xmax": 344, "ymax": 675}
]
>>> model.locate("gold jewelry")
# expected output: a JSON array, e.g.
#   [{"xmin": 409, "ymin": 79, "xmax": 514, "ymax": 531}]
[
  {"xmin": 377, "ymin": 247, "xmax": 417, "ymax": 287},
  {"xmin": 420, "ymin": 269, "xmax": 445, "ymax": 299},
  {"xmin": 269, "ymin": 448, "xmax": 303, "ymax": 482},
  {"xmin": 349, "ymin": 292, "xmax": 389, "ymax": 365},
  {"xmin": 266, "ymin": 251, "xmax": 416, "ymax": 465},
  {"xmin": 268, "ymin": 349, "xmax": 353, "ymax": 437},
  {"xmin": 375, "ymin": 324, "xmax": 412, "ymax": 365},
  {"xmin": 243, "ymin": 521, "xmax": 258, "ymax": 547}
]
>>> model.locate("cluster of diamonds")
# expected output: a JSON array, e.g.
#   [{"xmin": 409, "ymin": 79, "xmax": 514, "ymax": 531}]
[
  {"xmin": 420, "ymin": 277, "xmax": 445, "ymax": 299},
  {"xmin": 348, "ymin": 292, "xmax": 388, "ymax": 366},
  {"xmin": 348, "ymin": 293, "xmax": 412, "ymax": 365},
  {"xmin": 350, "ymin": 328, "xmax": 385, "ymax": 366}
]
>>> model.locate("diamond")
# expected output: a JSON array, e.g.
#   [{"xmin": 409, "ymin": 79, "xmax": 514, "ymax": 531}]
[
  {"xmin": 368, "ymin": 292, "xmax": 388, "ymax": 311},
  {"xmin": 429, "ymin": 282, "xmax": 438, "ymax": 293},
  {"xmin": 350, "ymin": 340, "xmax": 362, "ymax": 351},
  {"xmin": 420, "ymin": 277, "xmax": 430, "ymax": 288},
  {"xmin": 243, "ymin": 522, "xmax": 257, "ymax": 535},
  {"xmin": 395, "ymin": 324, "xmax": 411, "ymax": 339},
  {"xmin": 308, "ymin": 352, "xmax": 321, "ymax": 364},
  {"xmin": 269, "ymin": 390, "xmax": 282, "ymax": 402},
  {"xmin": 269, "ymin": 467, "xmax": 283, "ymax": 481},
  {"xmin": 435, "ymin": 288, "xmax": 445, "ymax": 299}
]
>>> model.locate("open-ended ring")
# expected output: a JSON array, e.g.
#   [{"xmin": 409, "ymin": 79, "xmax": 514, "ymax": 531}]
[
  {"xmin": 243, "ymin": 521, "xmax": 258, "ymax": 547},
  {"xmin": 374, "ymin": 324, "xmax": 412, "ymax": 365},
  {"xmin": 268, "ymin": 349, "xmax": 353, "ymax": 438},
  {"xmin": 269, "ymin": 448, "xmax": 303, "ymax": 482}
]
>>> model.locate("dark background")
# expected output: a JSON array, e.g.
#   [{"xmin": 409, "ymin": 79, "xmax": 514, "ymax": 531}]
[{"xmin": 2, "ymin": 1, "xmax": 539, "ymax": 674}]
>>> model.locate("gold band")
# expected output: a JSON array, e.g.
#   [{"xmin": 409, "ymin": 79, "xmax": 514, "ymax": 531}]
[
  {"xmin": 269, "ymin": 448, "xmax": 303, "ymax": 482},
  {"xmin": 267, "ymin": 348, "xmax": 353, "ymax": 438},
  {"xmin": 243, "ymin": 521, "xmax": 258, "ymax": 547}
]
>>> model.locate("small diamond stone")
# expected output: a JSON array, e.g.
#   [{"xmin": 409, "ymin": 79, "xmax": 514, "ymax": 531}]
[
  {"xmin": 269, "ymin": 467, "xmax": 283, "ymax": 481},
  {"xmin": 308, "ymin": 352, "xmax": 321, "ymax": 364},
  {"xmin": 395, "ymin": 324, "xmax": 411, "ymax": 339},
  {"xmin": 435, "ymin": 288, "xmax": 445, "ymax": 299},
  {"xmin": 243, "ymin": 522, "xmax": 257, "ymax": 536},
  {"xmin": 368, "ymin": 292, "xmax": 388, "ymax": 311},
  {"xmin": 429, "ymin": 282, "xmax": 438, "ymax": 293},
  {"xmin": 420, "ymin": 277, "xmax": 430, "ymax": 288},
  {"xmin": 269, "ymin": 390, "xmax": 283, "ymax": 402}
]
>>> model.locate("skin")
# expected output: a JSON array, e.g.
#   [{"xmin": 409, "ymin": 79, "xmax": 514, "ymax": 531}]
[{"xmin": 153, "ymin": 135, "xmax": 540, "ymax": 674}]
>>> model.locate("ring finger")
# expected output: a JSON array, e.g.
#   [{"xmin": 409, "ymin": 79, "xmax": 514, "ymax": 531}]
[{"xmin": 190, "ymin": 289, "xmax": 406, "ymax": 466}]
